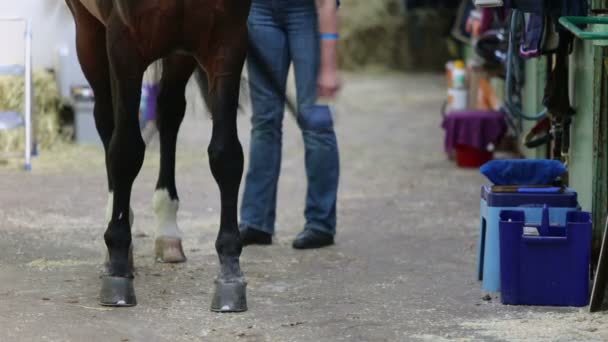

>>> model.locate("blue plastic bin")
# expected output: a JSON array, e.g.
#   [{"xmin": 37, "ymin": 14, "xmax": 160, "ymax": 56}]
[
  {"xmin": 499, "ymin": 208, "xmax": 592, "ymax": 306},
  {"xmin": 478, "ymin": 185, "xmax": 579, "ymax": 292}
]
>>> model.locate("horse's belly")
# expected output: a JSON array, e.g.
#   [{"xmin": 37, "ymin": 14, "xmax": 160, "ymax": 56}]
[{"xmin": 79, "ymin": 0, "xmax": 105, "ymax": 23}]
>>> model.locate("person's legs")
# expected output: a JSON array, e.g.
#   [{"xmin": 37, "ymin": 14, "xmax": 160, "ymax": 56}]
[
  {"xmin": 239, "ymin": 0, "xmax": 290, "ymax": 243},
  {"xmin": 286, "ymin": 0, "xmax": 340, "ymax": 248}
]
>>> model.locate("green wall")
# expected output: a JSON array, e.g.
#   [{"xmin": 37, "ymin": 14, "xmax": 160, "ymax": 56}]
[
  {"xmin": 520, "ymin": 58, "xmax": 548, "ymax": 160},
  {"xmin": 569, "ymin": 39, "xmax": 596, "ymax": 212}
]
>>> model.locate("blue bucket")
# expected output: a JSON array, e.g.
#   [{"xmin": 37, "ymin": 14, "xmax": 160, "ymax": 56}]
[{"xmin": 499, "ymin": 206, "xmax": 592, "ymax": 306}]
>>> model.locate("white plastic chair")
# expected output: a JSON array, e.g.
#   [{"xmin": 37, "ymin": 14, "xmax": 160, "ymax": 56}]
[{"xmin": 0, "ymin": 18, "xmax": 32, "ymax": 171}]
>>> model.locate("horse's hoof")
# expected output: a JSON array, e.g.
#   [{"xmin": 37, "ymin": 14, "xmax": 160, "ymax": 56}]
[
  {"xmin": 99, "ymin": 276, "xmax": 137, "ymax": 307},
  {"xmin": 155, "ymin": 237, "xmax": 186, "ymax": 263},
  {"xmin": 211, "ymin": 278, "xmax": 247, "ymax": 313}
]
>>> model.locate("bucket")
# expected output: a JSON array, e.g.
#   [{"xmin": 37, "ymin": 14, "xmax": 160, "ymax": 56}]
[{"xmin": 455, "ymin": 144, "xmax": 493, "ymax": 168}]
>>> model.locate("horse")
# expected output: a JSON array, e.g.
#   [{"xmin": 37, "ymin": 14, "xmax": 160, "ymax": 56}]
[{"xmin": 65, "ymin": 0, "xmax": 251, "ymax": 312}]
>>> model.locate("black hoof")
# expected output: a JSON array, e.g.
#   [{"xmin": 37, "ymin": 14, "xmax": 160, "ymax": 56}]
[
  {"xmin": 211, "ymin": 278, "xmax": 247, "ymax": 312},
  {"xmin": 99, "ymin": 276, "xmax": 137, "ymax": 307}
]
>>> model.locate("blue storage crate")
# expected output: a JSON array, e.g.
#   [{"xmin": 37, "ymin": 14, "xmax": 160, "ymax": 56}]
[
  {"xmin": 478, "ymin": 185, "xmax": 579, "ymax": 292},
  {"xmin": 499, "ymin": 208, "xmax": 592, "ymax": 306}
]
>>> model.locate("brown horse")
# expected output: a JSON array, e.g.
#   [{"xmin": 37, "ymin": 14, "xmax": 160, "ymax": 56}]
[{"xmin": 65, "ymin": 0, "xmax": 250, "ymax": 312}]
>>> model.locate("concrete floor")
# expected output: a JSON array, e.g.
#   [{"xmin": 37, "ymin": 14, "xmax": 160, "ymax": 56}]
[{"xmin": 1, "ymin": 73, "xmax": 607, "ymax": 341}]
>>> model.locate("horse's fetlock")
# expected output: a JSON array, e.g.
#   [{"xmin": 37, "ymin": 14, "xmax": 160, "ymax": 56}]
[
  {"xmin": 215, "ymin": 236, "xmax": 242, "ymax": 257},
  {"xmin": 104, "ymin": 221, "xmax": 132, "ymax": 250}
]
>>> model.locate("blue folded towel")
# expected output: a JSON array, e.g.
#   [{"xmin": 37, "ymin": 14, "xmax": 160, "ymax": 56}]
[{"xmin": 480, "ymin": 159, "xmax": 566, "ymax": 186}]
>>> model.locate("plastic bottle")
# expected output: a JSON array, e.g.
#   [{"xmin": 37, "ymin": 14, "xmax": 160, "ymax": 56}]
[
  {"xmin": 448, "ymin": 60, "xmax": 468, "ymax": 111},
  {"xmin": 452, "ymin": 60, "xmax": 466, "ymax": 89},
  {"xmin": 445, "ymin": 61, "xmax": 454, "ymax": 90}
]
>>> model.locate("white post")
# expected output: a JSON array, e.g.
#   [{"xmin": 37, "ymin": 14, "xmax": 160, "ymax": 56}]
[{"xmin": 24, "ymin": 19, "xmax": 32, "ymax": 171}]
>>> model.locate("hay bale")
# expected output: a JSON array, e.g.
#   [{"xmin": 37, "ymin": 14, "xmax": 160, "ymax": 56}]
[
  {"xmin": 0, "ymin": 70, "xmax": 63, "ymax": 153},
  {"xmin": 339, "ymin": 0, "xmax": 456, "ymax": 71},
  {"xmin": 339, "ymin": 0, "xmax": 408, "ymax": 71}
]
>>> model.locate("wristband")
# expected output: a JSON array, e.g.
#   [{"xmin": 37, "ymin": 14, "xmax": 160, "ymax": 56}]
[{"xmin": 321, "ymin": 33, "xmax": 339, "ymax": 40}]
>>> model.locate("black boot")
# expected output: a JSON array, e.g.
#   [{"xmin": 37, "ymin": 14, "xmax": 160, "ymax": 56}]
[
  {"xmin": 292, "ymin": 229, "xmax": 334, "ymax": 249},
  {"xmin": 239, "ymin": 226, "xmax": 272, "ymax": 246}
]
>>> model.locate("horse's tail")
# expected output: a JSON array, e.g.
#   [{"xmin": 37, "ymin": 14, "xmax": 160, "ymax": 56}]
[
  {"xmin": 193, "ymin": 66, "xmax": 249, "ymax": 118},
  {"xmin": 193, "ymin": 67, "xmax": 212, "ymax": 115},
  {"xmin": 193, "ymin": 42, "xmax": 297, "ymax": 119},
  {"xmin": 112, "ymin": 0, "xmax": 135, "ymax": 29}
]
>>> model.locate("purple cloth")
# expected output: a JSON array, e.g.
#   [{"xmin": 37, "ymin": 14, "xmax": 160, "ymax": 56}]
[
  {"xmin": 144, "ymin": 84, "xmax": 159, "ymax": 121},
  {"xmin": 442, "ymin": 111, "xmax": 507, "ymax": 154}
]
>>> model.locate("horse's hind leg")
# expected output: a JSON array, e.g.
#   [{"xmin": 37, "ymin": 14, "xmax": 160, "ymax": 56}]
[
  {"xmin": 67, "ymin": 0, "xmax": 134, "ymax": 269},
  {"xmin": 198, "ymin": 39, "xmax": 248, "ymax": 312},
  {"xmin": 98, "ymin": 17, "xmax": 147, "ymax": 307},
  {"xmin": 153, "ymin": 54, "xmax": 196, "ymax": 263}
]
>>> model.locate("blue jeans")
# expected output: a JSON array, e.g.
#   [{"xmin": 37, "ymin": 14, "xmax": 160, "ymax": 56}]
[{"xmin": 240, "ymin": 0, "xmax": 340, "ymax": 236}]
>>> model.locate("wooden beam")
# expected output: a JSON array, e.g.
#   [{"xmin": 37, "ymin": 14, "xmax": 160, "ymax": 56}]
[{"xmin": 592, "ymin": 49, "xmax": 608, "ymax": 266}]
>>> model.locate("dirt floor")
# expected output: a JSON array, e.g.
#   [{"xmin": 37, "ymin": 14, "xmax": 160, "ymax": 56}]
[{"xmin": 1, "ymin": 73, "xmax": 607, "ymax": 342}]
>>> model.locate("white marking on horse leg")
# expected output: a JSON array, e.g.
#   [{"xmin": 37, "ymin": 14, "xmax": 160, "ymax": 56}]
[
  {"xmin": 153, "ymin": 189, "xmax": 186, "ymax": 263},
  {"xmin": 152, "ymin": 189, "xmax": 182, "ymax": 239},
  {"xmin": 105, "ymin": 192, "xmax": 113, "ymax": 224},
  {"xmin": 105, "ymin": 192, "xmax": 134, "ymax": 226}
]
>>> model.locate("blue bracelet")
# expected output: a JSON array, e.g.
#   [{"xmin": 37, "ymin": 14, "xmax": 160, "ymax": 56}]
[{"xmin": 321, "ymin": 33, "xmax": 339, "ymax": 40}]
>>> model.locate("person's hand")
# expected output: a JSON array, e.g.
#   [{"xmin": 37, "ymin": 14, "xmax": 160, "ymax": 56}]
[{"xmin": 318, "ymin": 67, "xmax": 341, "ymax": 99}]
